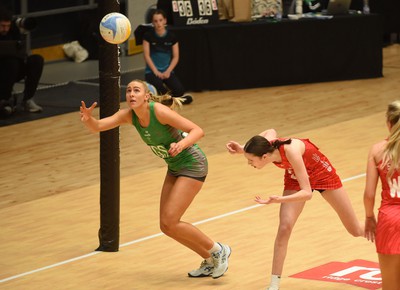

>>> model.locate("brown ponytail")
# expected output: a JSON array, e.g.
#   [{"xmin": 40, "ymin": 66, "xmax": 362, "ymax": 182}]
[{"xmin": 244, "ymin": 135, "xmax": 292, "ymax": 157}]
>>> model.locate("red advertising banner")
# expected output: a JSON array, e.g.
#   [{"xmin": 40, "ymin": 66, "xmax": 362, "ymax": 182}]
[{"xmin": 290, "ymin": 259, "xmax": 381, "ymax": 289}]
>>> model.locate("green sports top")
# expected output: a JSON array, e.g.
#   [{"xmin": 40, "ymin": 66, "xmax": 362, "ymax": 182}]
[{"xmin": 131, "ymin": 102, "xmax": 208, "ymax": 177}]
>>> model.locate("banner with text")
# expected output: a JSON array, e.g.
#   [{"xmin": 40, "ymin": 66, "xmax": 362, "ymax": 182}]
[{"xmin": 290, "ymin": 259, "xmax": 381, "ymax": 289}]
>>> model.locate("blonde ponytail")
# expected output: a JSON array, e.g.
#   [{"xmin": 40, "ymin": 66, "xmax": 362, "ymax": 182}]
[
  {"xmin": 149, "ymin": 94, "xmax": 183, "ymax": 111},
  {"xmin": 131, "ymin": 79, "xmax": 183, "ymax": 111},
  {"xmin": 382, "ymin": 100, "xmax": 400, "ymax": 177}
]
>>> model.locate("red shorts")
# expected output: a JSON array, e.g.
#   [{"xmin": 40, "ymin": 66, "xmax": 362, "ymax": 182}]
[{"xmin": 376, "ymin": 205, "xmax": 400, "ymax": 255}]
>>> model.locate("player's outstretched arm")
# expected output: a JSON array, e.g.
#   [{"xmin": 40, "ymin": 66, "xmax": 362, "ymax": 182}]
[
  {"xmin": 258, "ymin": 128, "xmax": 277, "ymax": 140},
  {"xmin": 80, "ymin": 101, "xmax": 128, "ymax": 133},
  {"xmin": 80, "ymin": 101, "xmax": 99, "ymax": 133},
  {"xmin": 226, "ymin": 141, "xmax": 245, "ymax": 154},
  {"xmin": 254, "ymin": 195, "xmax": 280, "ymax": 204}
]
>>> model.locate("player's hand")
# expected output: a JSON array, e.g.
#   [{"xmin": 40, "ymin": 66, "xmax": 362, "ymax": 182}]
[
  {"xmin": 254, "ymin": 195, "xmax": 280, "ymax": 204},
  {"xmin": 80, "ymin": 101, "xmax": 97, "ymax": 122},
  {"xmin": 364, "ymin": 216, "xmax": 376, "ymax": 242},
  {"xmin": 226, "ymin": 141, "xmax": 244, "ymax": 154},
  {"xmin": 168, "ymin": 142, "xmax": 183, "ymax": 157}
]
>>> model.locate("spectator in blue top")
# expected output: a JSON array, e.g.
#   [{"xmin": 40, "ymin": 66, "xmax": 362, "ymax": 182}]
[{"xmin": 142, "ymin": 9, "xmax": 193, "ymax": 105}]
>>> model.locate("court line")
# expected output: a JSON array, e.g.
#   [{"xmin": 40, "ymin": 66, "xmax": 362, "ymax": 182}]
[{"xmin": 0, "ymin": 173, "xmax": 366, "ymax": 283}]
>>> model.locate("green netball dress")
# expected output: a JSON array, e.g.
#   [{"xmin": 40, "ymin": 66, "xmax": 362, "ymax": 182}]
[{"xmin": 132, "ymin": 102, "xmax": 208, "ymax": 179}]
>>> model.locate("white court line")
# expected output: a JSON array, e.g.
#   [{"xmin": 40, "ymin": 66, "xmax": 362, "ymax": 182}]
[
  {"xmin": 0, "ymin": 173, "xmax": 366, "ymax": 283},
  {"xmin": 0, "ymin": 252, "xmax": 100, "ymax": 283}
]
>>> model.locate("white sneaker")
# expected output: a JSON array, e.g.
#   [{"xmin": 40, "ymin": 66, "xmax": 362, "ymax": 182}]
[
  {"xmin": 25, "ymin": 99, "xmax": 43, "ymax": 113},
  {"xmin": 211, "ymin": 242, "xmax": 231, "ymax": 279},
  {"xmin": 188, "ymin": 260, "xmax": 213, "ymax": 277},
  {"xmin": 63, "ymin": 41, "xmax": 88, "ymax": 63}
]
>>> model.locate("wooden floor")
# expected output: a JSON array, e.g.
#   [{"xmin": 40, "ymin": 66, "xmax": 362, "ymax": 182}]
[{"xmin": 1, "ymin": 44, "xmax": 399, "ymax": 290}]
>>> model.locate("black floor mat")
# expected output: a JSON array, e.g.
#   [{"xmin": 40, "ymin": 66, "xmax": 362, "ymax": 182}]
[{"xmin": 0, "ymin": 70, "xmax": 144, "ymax": 127}]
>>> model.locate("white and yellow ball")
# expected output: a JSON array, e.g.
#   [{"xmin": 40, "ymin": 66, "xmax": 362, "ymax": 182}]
[{"xmin": 99, "ymin": 12, "xmax": 131, "ymax": 44}]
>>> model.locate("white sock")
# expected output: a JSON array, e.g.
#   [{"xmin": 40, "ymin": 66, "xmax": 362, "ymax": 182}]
[
  {"xmin": 269, "ymin": 274, "xmax": 281, "ymax": 290},
  {"xmin": 208, "ymin": 242, "xmax": 222, "ymax": 254},
  {"xmin": 205, "ymin": 257, "xmax": 213, "ymax": 264}
]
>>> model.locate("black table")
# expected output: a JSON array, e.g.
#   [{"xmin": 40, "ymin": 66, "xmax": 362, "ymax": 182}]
[{"xmin": 137, "ymin": 14, "xmax": 383, "ymax": 92}]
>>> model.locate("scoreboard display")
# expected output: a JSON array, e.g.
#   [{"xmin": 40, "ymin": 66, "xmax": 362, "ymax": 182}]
[{"xmin": 171, "ymin": 0, "xmax": 219, "ymax": 26}]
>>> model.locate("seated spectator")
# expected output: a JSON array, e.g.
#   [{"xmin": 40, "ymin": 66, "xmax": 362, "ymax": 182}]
[
  {"xmin": 142, "ymin": 9, "xmax": 193, "ymax": 105},
  {"xmin": 0, "ymin": 5, "xmax": 43, "ymax": 116}
]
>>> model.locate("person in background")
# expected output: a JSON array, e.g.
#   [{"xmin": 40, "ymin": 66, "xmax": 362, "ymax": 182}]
[
  {"xmin": 363, "ymin": 100, "xmax": 400, "ymax": 290},
  {"xmin": 142, "ymin": 9, "xmax": 193, "ymax": 105},
  {"xmin": 226, "ymin": 129, "xmax": 364, "ymax": 290},
  {"xmin": 80, "ymin": 79, "xmax": 231, "ymax": 279},
  {"xmin": 0, "ymin": 5, "xmax": 43, "ymax": 116}
]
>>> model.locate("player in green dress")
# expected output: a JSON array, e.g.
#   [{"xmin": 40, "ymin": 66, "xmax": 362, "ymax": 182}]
[{"xmin": 80, "ymin": 79, "xmax": 230, "ymax": 278}]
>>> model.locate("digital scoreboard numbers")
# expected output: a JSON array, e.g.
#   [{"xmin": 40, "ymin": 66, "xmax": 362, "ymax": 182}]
[{"xmin": 172, "ymin": 0, "xmax": 219, "ymax": 26}]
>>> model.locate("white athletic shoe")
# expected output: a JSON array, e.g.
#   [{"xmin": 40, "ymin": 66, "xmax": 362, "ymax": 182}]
[
  {"xmin": 211, "ymin": 242, "xmax": 231, "ymax": 279},
  {"xmin": 24, "ymin": 99, "xmax": 43, "ymax": 113},
  {"xmin": 188, "ymin": 260, "xmax": 213, "ymax": 277},
  {"xmin": 267, "ymin": 287, "xmax": 279, "ymax": 290}
]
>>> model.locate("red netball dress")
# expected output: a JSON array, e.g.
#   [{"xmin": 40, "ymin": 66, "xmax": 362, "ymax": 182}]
[
  {"xmin": 272, "ymin": 139, "xmax": 343, "ymax": 191},
  {"xmin": 375, "ymin": 161, "xmax": 400, "ymax": 255}
]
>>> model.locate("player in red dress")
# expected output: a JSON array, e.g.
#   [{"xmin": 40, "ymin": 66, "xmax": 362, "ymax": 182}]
[
  {"xmin": 226, "ymin": 129, "xmax": 364, "ymax": 290},
  {"xmin": 364, "ymin": 100, "xmax": 400, "ymax": 290}
]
